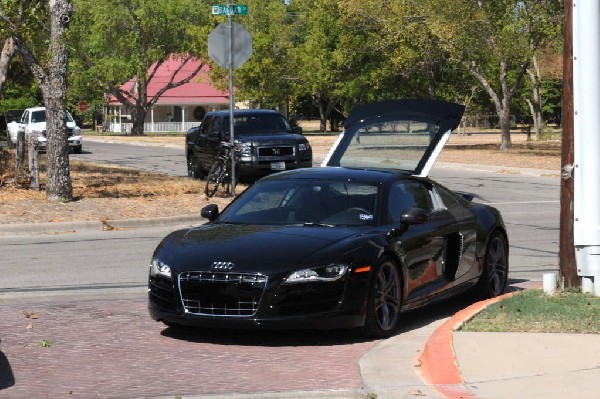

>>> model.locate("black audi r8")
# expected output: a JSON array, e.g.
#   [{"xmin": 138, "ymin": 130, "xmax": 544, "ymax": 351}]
[{"xmin": 148, "ymin": 99, "xmax": 509, "ymax": 338}]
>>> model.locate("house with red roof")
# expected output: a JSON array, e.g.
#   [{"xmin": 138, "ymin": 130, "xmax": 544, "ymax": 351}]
[{"xmin": 106, "ymin": 57, "xmax": 241, "ymax": 133}]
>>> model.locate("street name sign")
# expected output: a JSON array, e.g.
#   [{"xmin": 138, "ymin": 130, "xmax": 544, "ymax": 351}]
[{"xmin": 212, "ymin": 4, "xmax": 248, "ymax": 16}]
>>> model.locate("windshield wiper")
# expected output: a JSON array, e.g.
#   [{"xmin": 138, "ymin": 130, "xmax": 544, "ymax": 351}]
[{"xmin": 303, "ymin": 222, "xmax": 335, "ymax": 228}]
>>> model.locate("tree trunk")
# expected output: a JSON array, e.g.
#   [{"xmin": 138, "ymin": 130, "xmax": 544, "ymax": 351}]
[
  {"xmin": 527, "ymin": 56, "xmax": 544, "ymax": 140},
  {"xmin": 0, "ymin": 36, "xmax": 15, "ymax": 93},
  {"xmin": 316, "ymin": 92, "xmax": 326, "ymax": 132},
  {"xmin": 43, "ymin": 0, "xmax": 74, "ymax": 202},
  {"xmin": 131, "ymin": 103, "xmax": 146, "ymax": 136},
  {"xmin": 463, "ymin": 59, "xmax": 516, "ymax": 150},
  {"xmin": 130, "ymin": 79, "xmax": 146, "ymax": 136},
  {"xmin": 498, "ymin": 104, "xmax": 512, "ymax": 150}
]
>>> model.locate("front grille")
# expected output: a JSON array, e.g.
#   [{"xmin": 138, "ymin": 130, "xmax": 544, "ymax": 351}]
[
  {"xmin": 41, "ymin": 128, "xmax": 74, "ymax": 138},
  {"xmin": 178, "ymin": 271, "xmax": 267, "ymax": 316},
  {"xmin": 258, "ymin": 146, "xmax": 294, "ymax": 157}
]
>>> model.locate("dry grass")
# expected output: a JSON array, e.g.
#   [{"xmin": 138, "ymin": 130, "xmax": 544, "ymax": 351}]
[
  {"xmin": 0, "ymin": 132, "xmax": 561, "ymax": 225},
  {"xmin": 0, "ymin": 152, "xmax": 237, "ymax": 224}
]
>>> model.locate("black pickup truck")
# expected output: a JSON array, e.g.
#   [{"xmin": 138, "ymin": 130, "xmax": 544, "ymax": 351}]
[{"xmin": 186, "ymin": 109, "xmax": 312, "ymax": 180}]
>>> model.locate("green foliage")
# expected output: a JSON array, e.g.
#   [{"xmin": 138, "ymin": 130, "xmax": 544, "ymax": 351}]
[
  {"xmin": 225, "ymin": 0, "xmax": 298, "ymax": 109},
  {"xmin": 1, "ymin": 0, "xmax": 564, "ymax": 131},
  {"xmin": 68, "ymin": 0, "xmax": 213, "ymax": 108}
]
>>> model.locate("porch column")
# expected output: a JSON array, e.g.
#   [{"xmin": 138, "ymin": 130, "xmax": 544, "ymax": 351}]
[
  {"xmin": 182, "ymin": 107, "xmax": 186, "ymax": 131},
  {"xmin": 151, "ymin": 108, "xmax": 155, "ymax": 133}
]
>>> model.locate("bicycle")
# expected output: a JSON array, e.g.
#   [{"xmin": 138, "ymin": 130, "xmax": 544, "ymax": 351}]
[{"xmin": 205, "ymin": 141, "xmax": 240, "ymax": 198}]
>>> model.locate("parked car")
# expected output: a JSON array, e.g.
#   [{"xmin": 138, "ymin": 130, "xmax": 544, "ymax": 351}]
[
  {"xmin": 7, "ymin": 106, "xmax": 83, "ymax": 153},
  {"xmin": 186, "ymin": 109, "xmax": 312, "ymax": 180},
  {"xmin": 1, "ymin": 109, "xmax": 24, "ymax": 148},
  {"xmin": 148, "ymin": 99, "xmax": 509, "ymax": 338}
]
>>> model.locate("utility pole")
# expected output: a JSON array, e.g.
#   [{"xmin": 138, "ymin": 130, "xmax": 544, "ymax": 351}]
[
  {"xmin": 226, "ymin": 0, "xmax": 236, "ymax": 196},
  {"xmin": 559, "ymin": 0, "xmax": 578, "ymax": 287}
]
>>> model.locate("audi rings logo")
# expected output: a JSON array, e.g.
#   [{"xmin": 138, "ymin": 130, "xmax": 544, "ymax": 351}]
[{"xmin": 211, "ymin": 261, "xmax": 235, "ymax": 270}]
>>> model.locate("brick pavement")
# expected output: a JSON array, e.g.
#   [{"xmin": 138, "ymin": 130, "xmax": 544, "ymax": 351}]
[{"xmin": 0, "ymin": 297, "xmax": 377, "ymax": 399}]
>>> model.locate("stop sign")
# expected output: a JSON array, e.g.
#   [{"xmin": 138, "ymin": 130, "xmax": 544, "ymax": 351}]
[
  {"xmin": 208, "ymin": 22, "xmax": 253, "ymax": 69},
  {"xmin": 78, "ymin": 101, "xmax": 89, "ymax": 112}
]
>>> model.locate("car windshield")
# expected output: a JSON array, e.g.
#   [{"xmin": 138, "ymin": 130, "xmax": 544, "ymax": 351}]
[
  {"xmin": 224, "ymin": 114, "xmax": 292, "ymax": 135},
  {"xmin": 30, "ymin": 111, "xmax": 46, "ymax": 123},
  {"xmin": 30, "ymin": 110, "xmax": 75, "ymax": 123},
  {"xmin": 217, "ymin": 179, "xmax": 379, "ymax": 226}
]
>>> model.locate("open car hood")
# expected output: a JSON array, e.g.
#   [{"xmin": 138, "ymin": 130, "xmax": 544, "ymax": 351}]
[{"xmin": 322, "ymin": 99, "xmax": 465, "ymax": 177}]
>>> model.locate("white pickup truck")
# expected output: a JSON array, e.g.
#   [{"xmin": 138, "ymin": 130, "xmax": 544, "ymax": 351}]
[{"xmin": 7, "ymin": 106, "xmax": 83, "ymax": 153}]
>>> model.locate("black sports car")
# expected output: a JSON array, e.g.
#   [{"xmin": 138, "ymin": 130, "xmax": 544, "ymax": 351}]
[{"xmin": 148, "ymin": 99, "xmax": 509, "ymax": 338}]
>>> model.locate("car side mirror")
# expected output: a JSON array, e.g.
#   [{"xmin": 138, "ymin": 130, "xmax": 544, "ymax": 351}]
[
  {"xmin": 400, "ymin": 207, "xmax": 429, "ymax": 225},
  {"xmin": 201, "ymin": 204, "xmax": 219, "ymax": 221},
  {"xmin": 293, "ymin": 126, "xmax": 303, "ymax": 134}
]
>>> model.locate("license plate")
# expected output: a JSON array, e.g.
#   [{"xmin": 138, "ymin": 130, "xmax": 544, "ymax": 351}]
[{"xmin": 271, "ymin": 161, "xmax": 286, "ymax": 171}]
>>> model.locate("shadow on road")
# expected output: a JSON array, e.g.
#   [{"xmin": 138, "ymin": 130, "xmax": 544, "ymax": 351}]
[
  {"xmin": 160, "ymin": 282, "xmax": 521, "ymax": 347},
  {"xmin": 0, "ymin": 351, "xmax": 15, "ymax": 390}
]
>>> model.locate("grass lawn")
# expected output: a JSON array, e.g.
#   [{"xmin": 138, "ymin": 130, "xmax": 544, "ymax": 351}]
[{"xmin": 462, "ymin": 289, "xmax": 600, "ymax": 334}]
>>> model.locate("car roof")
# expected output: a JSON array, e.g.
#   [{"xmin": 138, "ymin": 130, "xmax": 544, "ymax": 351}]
[
  {"xmin": 260, "ymin": 166, "xmax": 413, "ymax": 185},
  {"xmin": 207, "ymin": 109, "xmax": 282, "ymax": 117}
]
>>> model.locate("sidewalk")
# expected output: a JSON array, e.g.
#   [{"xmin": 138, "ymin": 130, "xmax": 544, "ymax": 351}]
[{"xmin": 416, "ymin": 286, "xmax": 600, "ymax": 399}]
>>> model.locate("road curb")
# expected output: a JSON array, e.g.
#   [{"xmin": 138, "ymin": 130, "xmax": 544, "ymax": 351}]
[
  {"xmin": 416, "ymin": 292, "xmax": 516, "ymax": 399},
  {"xmin": 0, "ymin": 215, "xmax": 203, "ymax": 236}
]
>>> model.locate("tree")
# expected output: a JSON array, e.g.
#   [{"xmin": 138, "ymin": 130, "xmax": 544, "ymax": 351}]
[
  {"xmin": 1, "ymin": 0, "xmax": 75, "ymax": 201},
  {"xmin": 0, "ymin": 37, "xmax": 16, "ymax": 95},
  {"xmin": 421, "ymin": 0, "xmax": 562, "ymax": 150},
  {"xmin": 69, "ymin": 0, "xmax": 212, "ymax": 136},
  {"xmin": 337, "ymin": 0, "xmax": 472, "ymax": 104},
  {"xmin": 292, "ymin": 0, "xmax": 345, "ymax": 131},
  {"xmin": 221, "ymin": 0, "xmax": 298, "ymax": 114}
]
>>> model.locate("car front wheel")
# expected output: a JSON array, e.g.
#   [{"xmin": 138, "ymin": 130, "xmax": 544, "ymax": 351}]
[
  {"xmin": 187, "ymin": 155, "xmax": 201, "ymax": 179},
  {"xmin": 361, "ymin": 257, "xmax": 402, "ymax": 338}
]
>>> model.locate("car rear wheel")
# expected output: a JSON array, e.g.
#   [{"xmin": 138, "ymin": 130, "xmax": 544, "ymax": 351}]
[
  {"xmin": 474, "ymin": 231, "xmax": 509, "ymax": 299},
  {"xmin": 361, "ymin": 257, "xmax": 402, "ymax": 338}
]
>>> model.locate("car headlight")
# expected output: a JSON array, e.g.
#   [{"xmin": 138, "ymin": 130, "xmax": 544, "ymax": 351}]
[
  {"xmin": 150, "ymin": 258, "xmax": 172, "ymax": 279},
  {"xmin": 31, "ymin": 128, "xmax": 43, "ymax": 137},
  {"xmin": 298, "ymin": 143, "xmax": 310, "ymax": 151},
  {"xmin": 283, "ymin": 264, "xmax": 349, "ymax": 284},
  {"xmin": 235, "ymin": 141, "xmax": 252, "ymax": 156}
]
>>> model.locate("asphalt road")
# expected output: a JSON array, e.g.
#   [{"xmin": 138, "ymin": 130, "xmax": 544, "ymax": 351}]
[{"xmin": 0, "ymin": 139, "xmax": 560, "ymax": 301}]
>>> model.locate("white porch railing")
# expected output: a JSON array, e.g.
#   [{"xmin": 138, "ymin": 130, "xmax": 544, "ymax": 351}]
[{"xmin": 106, "ymin": 122, "xmax": 199, "ymax": 133}]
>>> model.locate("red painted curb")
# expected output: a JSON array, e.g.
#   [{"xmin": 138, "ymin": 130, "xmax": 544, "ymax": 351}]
[{"xmin": 416, "ymin": 292, "xmax": 515, "ymax": 399}]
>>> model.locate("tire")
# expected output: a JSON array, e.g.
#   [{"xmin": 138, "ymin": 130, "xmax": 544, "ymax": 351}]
[
  {"xmin": 187, "ymin": 155, "xmax": 201, "ymax": 179},
  {"xmin": 205, "ymin": 158, "xmax": 226, "ymax": 197},
  {"xmin": 361, "ymin": 257, "xmax": 403, "ymax": 338},
  {"xmin": 473, "ymin": 231, "xmax": 509, "ymax": 299}
]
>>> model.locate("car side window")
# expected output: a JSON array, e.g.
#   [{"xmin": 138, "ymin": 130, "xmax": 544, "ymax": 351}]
[
  {"xmin": 201, "ymin": 115, "xmax": 213, "ymax": 136},
  {"xmin": 434, "ymin": 186, "xmax": 458, "ymax": 209},
  {"xmin": 209, "ymin": 117, "xmax": 222, "ymax": 138},
  {"xmin": 387, "ymin": 180, "xmax": 433, "ymax": 223},
  {"xmin": 21, "ymin": 111, "xmax": 28, "ymax": 124}
]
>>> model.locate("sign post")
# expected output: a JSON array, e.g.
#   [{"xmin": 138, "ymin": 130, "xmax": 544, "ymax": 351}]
[{"xmin": 208, "ymin": 2, "xmax": 252, "ymax": 196}]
